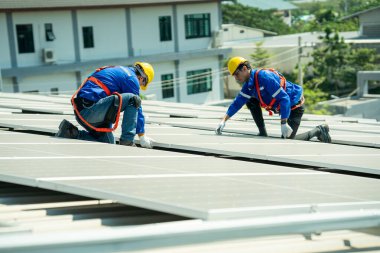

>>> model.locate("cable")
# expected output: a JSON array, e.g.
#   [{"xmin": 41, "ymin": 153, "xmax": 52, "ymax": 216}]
[{"xmin": 12, "ymin": 53, "xmax": 300, "ymax": 95}]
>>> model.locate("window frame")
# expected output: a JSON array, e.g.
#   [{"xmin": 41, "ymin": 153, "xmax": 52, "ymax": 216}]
[
  {"xmin": 16, "ymin": 24, "xmax": 35, "ymax": 54},
  {"xmin": 82, "ymin": 26, "xmax": 94, "ymax": 48},
  {"xmin": 161, "ymin": 73, "xmax": 175, "ymax": 99},
  {"xmin": 186, "ymin": 68, "xmax": 212, "ymax": 95},
  {"xmin": 159, "ymin": 16, "xmax": 172, "ymax": 42},
  {"xmin": 45, "ymin": 23, "xmax": 56, "ymax": 41},
  {"xmin": 185, "ymin": 13, "xmax": 211, "ymax": 39}
]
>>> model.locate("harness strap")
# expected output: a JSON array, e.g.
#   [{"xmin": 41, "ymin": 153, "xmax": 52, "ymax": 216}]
[
  {"xmin": 71, "ymin": 66, "xmax": 122, "ymax": 133},
  {"xmin": 254, "ymin": 68, "xmax": 301, "ymax": 116},
  {"xmin": 87, "ymin": 76, "xmax": 111, "ymax": 96},
  {"xmin": 291, "ymin": 95, "xmax": 305, "ymax": 110}
]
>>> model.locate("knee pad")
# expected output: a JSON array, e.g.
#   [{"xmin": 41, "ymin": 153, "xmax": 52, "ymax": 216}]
[{"xmin": 128, "ymin": 95, "xmax": 141, "ymax": 109}]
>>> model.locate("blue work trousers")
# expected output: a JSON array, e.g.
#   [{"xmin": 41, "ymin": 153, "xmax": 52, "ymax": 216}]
[{"xmin": 76, "ymin": 93, "xmax": 138, "ymax": 144}]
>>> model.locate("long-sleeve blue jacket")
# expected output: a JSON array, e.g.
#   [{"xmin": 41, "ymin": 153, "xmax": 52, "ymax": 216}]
[
  {"xmin": 226, "ymin": 69, "xmax": 303, "ymax": 119},
  {"xmin": 78, "ymin": 66, "xmax": 145, "ymax": 135}
]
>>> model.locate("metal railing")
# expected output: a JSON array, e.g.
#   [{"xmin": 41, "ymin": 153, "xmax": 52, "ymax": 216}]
[{"xmin": 357, "ymin": 71, "xmax": 380, "ymax": 97}]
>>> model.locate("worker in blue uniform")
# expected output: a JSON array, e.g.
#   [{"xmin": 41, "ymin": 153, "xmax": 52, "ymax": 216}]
[
  {"xmin": 56, "ymin": 62, "xmax": 155, "ymax": 148},
  {"xmin": 216, "ymin": 56, "xmax": 331, "ymax": 143}
]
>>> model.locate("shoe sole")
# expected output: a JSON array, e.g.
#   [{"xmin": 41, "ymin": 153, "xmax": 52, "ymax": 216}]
[
  {"xmin": 55, "ymin": 119, "xmax": 72, "ymax": 138},
  {"xmin": 318, "ymin": 125, "xmax": 331, "ymax": 143}
]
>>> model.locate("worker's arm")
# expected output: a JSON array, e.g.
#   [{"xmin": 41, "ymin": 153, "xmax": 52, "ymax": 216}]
[
  {"xmin": 136, "ymin": 106, "xmax": 145, "ymax": 136},
  {"xmin": 215, "ymin": 91, "xmax": 249, "ymax": 135},
  {"xmin": 136, "ymin": 106, "xmax": 153, "ymax": 148}
]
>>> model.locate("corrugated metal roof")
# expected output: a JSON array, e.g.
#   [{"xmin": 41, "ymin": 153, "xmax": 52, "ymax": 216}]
[
  {"xmin": 0, "ymin": 0, "xmax": 215, "ymax": 10},
  {"xmin": 341, "ymin": 5, "xmax": 380, "ymax": 20},
  {"xmin": 237, "ymin": 0, "xmax": 298, "ymax": 10}
]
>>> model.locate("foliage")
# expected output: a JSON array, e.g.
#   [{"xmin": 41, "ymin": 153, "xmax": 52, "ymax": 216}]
[
  {"xmin": 291, "ymin": 0, "xmax": 380, "ymax": 33},
  {"xmin": 302, "ymin": 80, "xmax": 331, "ymax": 115},
  {"xmin": 222, "ymin": 3, "xmax": 294, "ymax": 35},
  {"xmin": 307, "ymin": 28, "xmax": 379, "ymax": 97},
  {"xmin": 292, "ymin": 8, "xmax": 358, "ymax": 33},
  {"xmin": 282, "ymin": 70, "xmax": 330, "ymax": 114},
  {"xmin": 250, "ymin": 41, "xmax": 271, "ymax": 68},
  {"xmin": 339, "ymin": 0, "xmax": 380, "ymax": 14}
]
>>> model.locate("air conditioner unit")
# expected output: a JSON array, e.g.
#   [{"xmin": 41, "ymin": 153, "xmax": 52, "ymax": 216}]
[
  {"xmin": 42, "ymin": 48, "xmax": 55, "ymax": 63},
  {"xmin": 212, "ymin": 30, "xmax": 223, "ymax": 48}
]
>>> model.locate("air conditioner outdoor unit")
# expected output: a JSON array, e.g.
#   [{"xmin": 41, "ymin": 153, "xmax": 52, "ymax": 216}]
[
  {"xmin": 42, "ymin": 48, "xmax": 55, "ymax": 63},
  {"xmin": 212, "ymin": 30, "xmax": 223, "ymax": 48}
]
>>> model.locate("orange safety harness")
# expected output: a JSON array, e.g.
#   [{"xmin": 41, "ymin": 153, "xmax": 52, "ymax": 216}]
[
  {"xmin": 71, "ymin": 66, "xmax": 123, "ymax": 133},
  {"xmin": 254, "ymin": 68, "xmax": 304, "ymax": 116}
]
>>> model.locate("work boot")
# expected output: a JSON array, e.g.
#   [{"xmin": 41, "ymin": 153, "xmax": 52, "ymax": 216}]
[
  {"xmin": 257, "ymin": 126, "xmax": 268, "ymax": 137},
  {"xmin": 119, "ymin": 139, "xmax": 136, "ymax": 147},
  {"xmin": 316, "ymin": 124, "xmax": 331, "ymax": 143},
  {"xmin": 55, "ymin": 119, "xmax": 78, "ymax": 139}
]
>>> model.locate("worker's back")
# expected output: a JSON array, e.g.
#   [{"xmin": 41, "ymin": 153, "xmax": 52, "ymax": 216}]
[{"xmin": 78, "ymin": 66, "xmax": 140, "ymax": 102}]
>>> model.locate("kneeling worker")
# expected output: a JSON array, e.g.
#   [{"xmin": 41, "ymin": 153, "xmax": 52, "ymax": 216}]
[
  {"xmin": 216, "ymin": 56, "xmax": 331, "ymax": 143},
  {"xmin": 56, "ymin": 62, "xmax": 155, "ymax": 148}
]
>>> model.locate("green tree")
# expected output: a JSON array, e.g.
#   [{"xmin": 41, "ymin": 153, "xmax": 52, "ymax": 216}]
[
  {"xmin": 222, "ymin": 3, "xmax": 294, "ymax": 35},
  {"xmin": 282, "ymin": 70, "xmax": 330, "ymax": 114},
  {"xmin": 250, "ymin": 41, "xmax": 271, "ymax": 68},
  {"xmin": 307, "ymin": 28, "xmax": 379, "ymax": 97},
  {"xmin": 339, "ymin": 0, "xmax": 380, "ymax": 14}
]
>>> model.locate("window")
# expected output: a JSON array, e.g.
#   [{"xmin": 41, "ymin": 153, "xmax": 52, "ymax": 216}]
[
  {"xmin": 187, "ymin": 69, "xmax": 212, "ymax": 95},
  {"xmin": 159, "ymin": 16, "xmax": 172, "ymax": 41},
  {"xmin": 50, "ymin": 87, "xmax": 59, "ymax": 95},
  {"xmin": 45, "ymin": 23, "xmax": 55, "ymax": 41},
  {"xmin": 82, "ymin": 26, "xmax": 94, "ymax": 48},
  {"xmin": 24, "ymin": 90, "xmax": 39, "ymax": 94},
  {"xmin": 16, "ymin": 24, "xmax": 35, "ymax": 53},
  {"xmin": 185, "ymin": 13, "xmax": 211, "ymax": 39},
  {"xmin": 161, "ymin": 74, "xmax": 174, "ymax": 99}
]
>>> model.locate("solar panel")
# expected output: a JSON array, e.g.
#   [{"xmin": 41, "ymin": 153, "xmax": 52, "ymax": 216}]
[
  {"xmin": 146, "ymin": 117, "xmax": 380, "ymax": 148},
  {"xmin": 1, "ymin": 113, "xmax": 379, "ymax": 175},
  {"xmin": 1, "ymin": 131, "xmax": 380, "ymax": 220}
]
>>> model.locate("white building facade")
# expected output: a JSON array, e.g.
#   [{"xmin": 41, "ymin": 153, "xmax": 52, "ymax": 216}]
[{"xmin": 0, "ymin": 0, "xmax": 230, "ymax": 104}]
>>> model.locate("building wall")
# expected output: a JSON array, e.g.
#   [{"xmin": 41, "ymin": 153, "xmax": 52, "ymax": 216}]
[
  {"xmin": 178, "ymin": 56, "xmax": 221, "ymax": 104},
  {"xmin": 359, "ymin": 9, "xmax": 380, "ymax": 37},
  {"xmin": 2, "ymin": 78, "xmax": 14, "ymax": 93},
  {"xmin": 142, "ymin": 61, "xmax": 176, "ymax": 102},
  {"xmin": 16, "ymin": 73, "xmax": 77, "ymax": 94},
  {"xmin": 359, "ymin": 9, "xmax": 380, "ymax": 23},
  {"xmin": 1, "ymin": 2, "xmax": 225, "ymax": 104},
  {"xmin": 131, "ymin": 6, "xmax": 174, "ymax": 56},
  {"xmin": 177, "ymin": 2, "xmax": 219, "ymax": 51},
  {"xmin": 0, "ymin": 13, "xmax": 11, "ymax": 68},
  {"xmin": 12, "ymin": 10, "xmax": 75, "ymax": 67},
  {"xmin": 222, "ymin": 25, "xmax": 264, "ymax": 42},
  {"xmin": 77, "ymin": 9, "xmax": 129, "ymax": 61}
]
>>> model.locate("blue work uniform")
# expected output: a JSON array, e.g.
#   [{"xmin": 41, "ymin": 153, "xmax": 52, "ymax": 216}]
[
  {"xmin": 78, "ymin": 66, "xmax": 145, "ymax": 135},
  {"xmin": 226, "ymin": 69, "xmax": 303, "ymax": 120}
]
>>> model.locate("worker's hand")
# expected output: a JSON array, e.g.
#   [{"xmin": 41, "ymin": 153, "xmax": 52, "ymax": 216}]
[
  {"xmin": 139, "ymin": 135, "xmax": 154, "ymax": 149},
  {"xmin": 281, "ymin": 123, "xmax": 293, "ymax": 139},
  {"xmin": 215, "ymin": 120, "xmax": 226, "ymax": 135}
]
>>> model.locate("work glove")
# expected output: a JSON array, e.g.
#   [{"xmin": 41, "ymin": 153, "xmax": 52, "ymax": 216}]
[
  {"xmin": 139, "ymin": 135, "xmax": 154, "ymax": 149},
  {"xmin": 215, "ymin": 120, "xmax": 226, "ymax": 135},
  {"xmin": 281, "ymin": 123, "xmax": 293, "ymax": 139}
]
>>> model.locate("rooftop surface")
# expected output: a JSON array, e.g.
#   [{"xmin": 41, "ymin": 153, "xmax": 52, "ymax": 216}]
[{"xmin": 0, "ymin": 92, "xmax": 379, "ymax": 252}]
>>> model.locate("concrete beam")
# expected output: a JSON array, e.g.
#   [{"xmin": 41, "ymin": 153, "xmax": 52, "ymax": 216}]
[
  {"xmin": 357, "ymin": 71, "xmax": 380, "ymax": 97},
  {"xmin": 2, "ymin": 48, "xmax": 231, "ymax": 79}
]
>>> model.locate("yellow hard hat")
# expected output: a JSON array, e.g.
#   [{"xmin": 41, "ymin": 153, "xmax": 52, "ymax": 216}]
[
  {"xmin": 134, "ymin": 62, "xmax": 154, "ymax": 90},
  {"xmin": 228, "ymin": 56, "xmax": 248, "ymax": 75}
]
